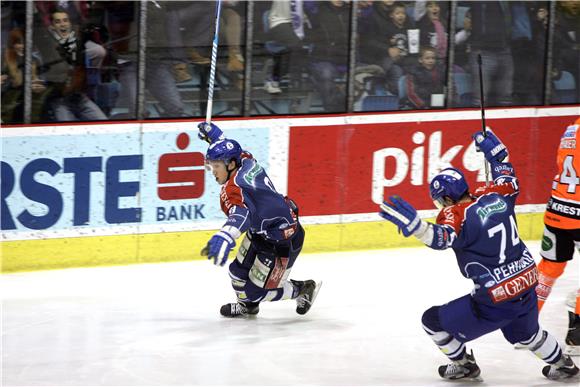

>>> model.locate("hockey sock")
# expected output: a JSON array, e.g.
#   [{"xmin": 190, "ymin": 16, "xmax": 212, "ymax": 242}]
[
  {"xmin": 537, "ymin": 259, "xmax": 566, "ymax": 311},
  {"xmin": 423, "ymin": 325, "xmax": 467, "ymax": 361},
  {"xmin": 520, "ymin": 327, "xmax": 562, "ymax": 364},
  {"xmin": 575, "ymin": 289, "xmax": 580, "ymax": 315}
]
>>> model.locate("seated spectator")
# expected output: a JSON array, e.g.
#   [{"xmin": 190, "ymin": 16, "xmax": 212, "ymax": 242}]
[
  {"xmin": 1, "ymin": 27, "xmax": 48, "ymax": 123},
  {"xmin": 306, "ymin": 0, "xmax": 349, "ymax": 112},
  {"xmin": 553, "ymin": 1, "xmax": 580, "ymax": 103},
  {"xmin": 359, "ymin": 1, "xmax": 418, "ymax": 95},
  {"xmin": 34, "ymin": 8, "xmax": 107, "ymax": 121},
  {"xmin": 405, "ymin": 46, "xmax": 445, "ymax": 109}
]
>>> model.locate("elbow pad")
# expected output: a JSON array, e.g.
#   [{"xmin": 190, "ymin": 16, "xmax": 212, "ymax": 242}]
[{"xmin": 414, "ymin": 221, "xmax": 454, "ymax": 250}]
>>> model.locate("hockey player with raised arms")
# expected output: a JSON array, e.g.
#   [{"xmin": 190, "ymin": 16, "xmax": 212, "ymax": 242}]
[
  {"xmin": 197, "ymin": 121, "xmax": 322, "ymax": 317},
  {"xmin": 378, "ymin": 129, "xmax": 579, "ymax": 381}
]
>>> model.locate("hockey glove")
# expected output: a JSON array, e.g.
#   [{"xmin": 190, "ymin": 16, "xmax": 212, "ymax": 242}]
[
  {"xmin": 201, "ymin": 231, "xmax": 235, "ymax": 266},
  {"xmin": 379, "ymin": 196, "xmax": 422, "ymax": 237},
  {"xmin": 197, "ymin": 122, "xmax": 225, "ymax": 144},
  {"xmin": 473, "ymin": 129, "xmax": 508, "ymax": 163}
]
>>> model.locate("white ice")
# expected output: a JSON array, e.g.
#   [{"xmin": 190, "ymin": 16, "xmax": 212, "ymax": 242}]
[{"xmin": 2, "ymin": 241, "xmax": 578, "ymax": 386}]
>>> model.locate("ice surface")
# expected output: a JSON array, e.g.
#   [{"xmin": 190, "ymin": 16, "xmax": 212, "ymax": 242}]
[{"xmin": 2, "ymin": 241, "xmax": 578, "ymax": 386}]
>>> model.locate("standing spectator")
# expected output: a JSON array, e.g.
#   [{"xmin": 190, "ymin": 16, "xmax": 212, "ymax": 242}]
[
  {"xmin": 263, "ymin": 0, "xmax": 309, "ymax": 94},
  {"xmin": 35, "ymin": 1, "xmax": 107, "ymax": 69},
  {"xmin": 416, "ymin": 1, "xmax": 449, "ymax": 61},
  {"xmin": 1, "ymin": 28, "xmax": 48, "ymax": 123},
  {"xmin": 306, "ymin": 0, "xmax": 349, "ymax": 112},
  {"xmin": 467, "ymin": 1, "xmax": 514, "ymax": 107},
  {"xmin": 509, "ymin": 1, "xmax": 545, "ymax": 106},
  {"xmin": 378, "ymin": 129, "xmax": 579, "ymax": 381},
  {"xmin": 405, "ymin": 46, "xmax": 445, "ymax": 109},
  {"xmin": 34, "ymin": 8, "xmax": 107, "ymax": 121}
]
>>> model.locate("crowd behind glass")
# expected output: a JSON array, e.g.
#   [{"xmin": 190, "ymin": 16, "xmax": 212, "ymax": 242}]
[{"xmin": 1, "ymin": 0, "xmax": 579, "ymax": 124}]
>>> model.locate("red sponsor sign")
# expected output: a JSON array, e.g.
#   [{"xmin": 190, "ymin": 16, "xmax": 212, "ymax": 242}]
[
  {"xmin": 288, "ymin": 115, "xmax": 575, "ymax": 216},
  {"xmin": 488, "ymin": 266, "xmax": 538, "ymax": 303}
]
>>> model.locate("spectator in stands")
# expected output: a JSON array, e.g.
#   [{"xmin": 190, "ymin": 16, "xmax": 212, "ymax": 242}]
[
  {"xmin": 453, "ymin": 8, "xmax": 471, "ymax": 72},
  {"xmin": 34, "ymin": 8, "xmax": 107, "ymax": 121},
  {"xmin": 115, "ymin": 1, "xmax": 188, "ymax": 118},
  {"xmin": 263, "ymin": 0, "xmax": 309, "ymax": 94},
  {"xmin": 553, "ymin": 1, "xmax": 580, "ymax": 103},
  {"xmin": 223, "ymin": 1, "xmax": 245, "ymax": 73},
  {"xmin": 405, "ymin": 46, "xmax": 445, "ymax": 109},
  {"xmin": 1, "ymin": 27, "xmax": 48, "ymax": 123},
  {"xmin": 36, "ymin": 1, "xmax": 107, "ymax": 69},
  {"xmin": 359, "ymin": 1, "xmax": 417, "ymax": 95},
  {"xmin": 467, "ymin": 1, "xmax": 514, "ymax": 107},
  {"xmin": 416, "ymin": 1, "xmax": 449, "ymax": 61},
  {"xmin": 510, "ymin": 2, "xmax": 545, "ymax": 106},
  {"xmin": 306, "ymin": 0, "xmax": 349, "ymax": 112}
]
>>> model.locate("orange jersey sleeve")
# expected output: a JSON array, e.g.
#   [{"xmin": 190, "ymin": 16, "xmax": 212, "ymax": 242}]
[{"xmin": 544, "ymin": 123, "xmax": 580, "ymax": 229}]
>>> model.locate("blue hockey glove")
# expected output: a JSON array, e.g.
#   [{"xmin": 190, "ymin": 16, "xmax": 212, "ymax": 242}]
[
  {"xmin": 201, "ymin": 231, "xmax": 235, "ymax": 266},
  {"xmin": 378, "ymin": 196, "xmax": 421, "ymax": 237},
  {"xmin": 472, "ymin": 129, "xmax": 508, "ymax": 163},
  {"xmin": 197, "ymin": 122, "xmax": 225, "ymax": 144}
]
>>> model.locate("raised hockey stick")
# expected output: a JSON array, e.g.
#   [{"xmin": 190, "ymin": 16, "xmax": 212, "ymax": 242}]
[
  {"xmin": 205, "ymin": 0, "xmax": 223, "ymax": 125},
  {"xmin": 477, "ymin": 54, "xmax": 490, "ymax": 187}
]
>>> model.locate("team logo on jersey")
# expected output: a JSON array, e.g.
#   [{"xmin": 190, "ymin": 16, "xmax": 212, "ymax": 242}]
[
  {"xmin": 476, "ymin": 199, "xmax": 507, "ymax": 221},
  {"xmin": 541, "ymin": 235, "xmax": 554, "ymax": 251},
  {"xmin": 243, "ymin": 162, "xmax": 263, "ymax": 185}
]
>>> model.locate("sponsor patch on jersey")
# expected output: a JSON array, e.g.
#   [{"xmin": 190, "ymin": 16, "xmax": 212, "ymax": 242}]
[
  {"xmin": 476, "ymin": 199, "xmax": 507, "ymax": 221},
  {"xmin": 541, "ymin": 235, "xmax": 554, "ymax": 251},
  {"xmin": 488, "ymin": 266, "xmax": 538, "ymax": 303},
  {"xmin": 243, "ymin": 162, "xmax": 264, "ymax": 185}
]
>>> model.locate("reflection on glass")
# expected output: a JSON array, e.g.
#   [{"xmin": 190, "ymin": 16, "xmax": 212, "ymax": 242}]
[
  {"xmin": 250, "ymin": 0, "xmax": 349, "ymax": 116},
  {"xmin": 355, "ymin": 1, "xmax": 449, "ymax": 112}
]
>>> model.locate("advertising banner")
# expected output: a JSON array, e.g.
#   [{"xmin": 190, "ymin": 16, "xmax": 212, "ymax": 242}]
[
  {"xmin": 288, "ymin": 115, "xmax": 574, "ymax": 216},
  {"xmin": 1, "ymin": 123, "xmax": 271, "ymax": 240}
]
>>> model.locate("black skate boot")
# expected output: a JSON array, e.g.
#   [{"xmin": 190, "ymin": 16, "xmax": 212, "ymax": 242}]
[
  {"xmin": 438, "ymin": 350, "xmax": 482, "ymax": 381},
  {"xmin": 542, "ymin": 354, "xmax": 579, "ymax": 380},
  {"xmin": 564, "ymin": 311, "xmax": 580, "ymax": 356},
  {"xmin": 293, "ymin": 280, "xmax": 322, "ymax": 315},
  {"xmin": 220, "ymin": 301, "xmax": 259, "ymax": 318}
]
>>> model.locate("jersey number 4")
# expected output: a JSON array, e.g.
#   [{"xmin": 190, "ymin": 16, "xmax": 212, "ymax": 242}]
[
  {"xmin": 558, "ymin": 155, "xmax": 579, "ymax": 194},
  {"xmin": 487, "ymin": 215, "xmax": 520, "ymax": 264}
]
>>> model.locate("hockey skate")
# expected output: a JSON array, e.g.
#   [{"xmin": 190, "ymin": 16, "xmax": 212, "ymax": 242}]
[
  {"xmin": 438, "ymin": 350, "xmax": 482, "ymax": 381},
  {"xmin": 294, "ymin": 280, "xmax": 322, "ymax": 315},
  {"xmin": 564, "ymin": 311, "xmax": 580, "ymax": 356},
  {"xmin": 542, "ymin": 354, "xmax": 579, "ymax": 380},
  {"xmin": 220, "ymin": 301, "xmax": 259, "ymax": 318}
]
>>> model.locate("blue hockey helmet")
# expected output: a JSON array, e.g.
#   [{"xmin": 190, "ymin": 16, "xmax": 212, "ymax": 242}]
[
  {"xmin": 429, "ymin": 167, "xmax": 469, "ymax": 209},
  {"xmin": 205, "ymin": 139, "xmax": 242, "ymax": 165}
]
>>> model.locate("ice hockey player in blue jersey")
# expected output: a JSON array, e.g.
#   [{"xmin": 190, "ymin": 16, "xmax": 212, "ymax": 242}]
[
  {"xmin": 378, "ymin": 129, "xmax": 579, "ymax": 381},
  {"xmin": 197, "ymin": 121, "xmax": 322, "ymax": 318}
]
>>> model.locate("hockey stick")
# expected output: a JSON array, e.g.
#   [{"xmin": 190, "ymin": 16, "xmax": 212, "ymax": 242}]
[
  {"xmin": 477, "ymin": 54, "xmax": 490, "ymax": 187},
  {"xmin": 205, "ymin": 0, "xmax": 223, "ymax": 125}
]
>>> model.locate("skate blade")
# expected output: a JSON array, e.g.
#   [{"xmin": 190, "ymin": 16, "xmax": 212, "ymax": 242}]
[
  {"xmin": 564, "ymin": 345, "xmax": 580, "ymax": 356},
  {"xmin": 311, "ymin": 281, "xmax": 323, "ymax": 307}
]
